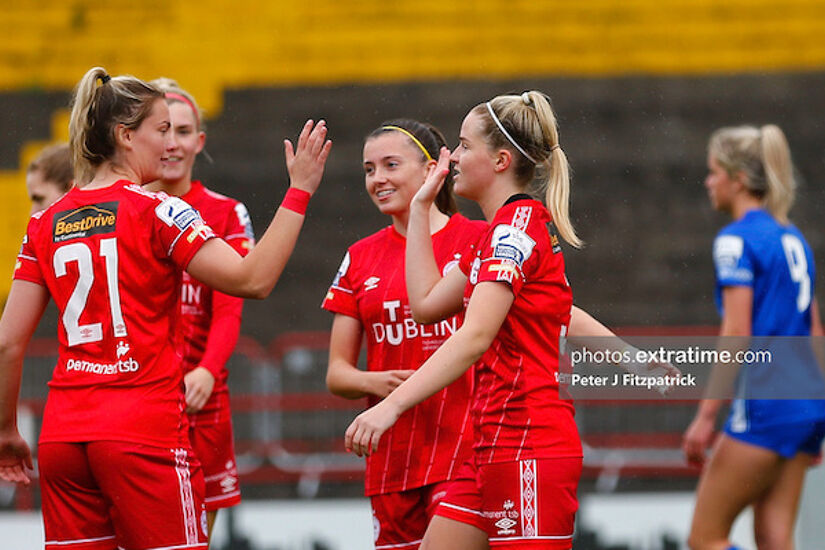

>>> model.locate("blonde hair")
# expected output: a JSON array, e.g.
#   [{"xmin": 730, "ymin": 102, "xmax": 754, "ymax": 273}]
[
  {"xmin": 150, "ymin": 77, "xmax": 205, "ymax": 131},
  {"xmin": 708, "ymin": 124, "xmax": 795, "ymax": 224},
  {"xmin": 68, "ymin": 67, "xmax": 163, "ymax": 184},
  {"xmin": 471, "ymin": 91, "xmax": 581, "ymax": 247}
]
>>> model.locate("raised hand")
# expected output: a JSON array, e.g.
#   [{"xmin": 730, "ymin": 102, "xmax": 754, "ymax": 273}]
[
  {"xmin": 284, "ymin": 119, "xmax": 333, "ymax": 196},
  {"xmin": 411, "ymin": 147, "xmax": 451, "ymax": 209}
]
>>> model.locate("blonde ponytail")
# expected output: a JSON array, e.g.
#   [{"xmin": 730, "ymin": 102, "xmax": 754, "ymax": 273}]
[
  {"xmin": 68, "ymin": 66, "xmax": 163, "ymax": 185},
  {"xmin": 708, "ymin": 124, "xmax": 796, "ymax": 224},
  {"xmin": 760, "ymin": 124, "xmax": 795, "ymax": 224},
  {"xmin": 476, "ymin": 91, "xmax": 581, "ymax": 247},
  {"xmin": 69, "ymin": 67, "xmax": 109, "ymax": 184}
]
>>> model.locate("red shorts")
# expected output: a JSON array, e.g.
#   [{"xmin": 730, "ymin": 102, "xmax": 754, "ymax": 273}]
[
  {"xmin": 435, "ymin": 457, "xmax": 582, "ymax": 549},
  {"xmin": 39, "ymin": 441, "xmax": 208, "ymax": 550},
  {"xmin": 189, "ymin": 414, "xmax": 241, "ymax": 511},
  {"xmin": 370, "ymin": 480, "xmax": 452, "ymax": 549}
]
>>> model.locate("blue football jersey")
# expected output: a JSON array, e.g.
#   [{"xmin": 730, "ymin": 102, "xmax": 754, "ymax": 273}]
[
  {"xmin": 712, "ymin": 209, "xmax": 825, "ymax": 427},
  {"xmin": 713, "ymin": 209, "xmax": 813, "ymax": 336}
]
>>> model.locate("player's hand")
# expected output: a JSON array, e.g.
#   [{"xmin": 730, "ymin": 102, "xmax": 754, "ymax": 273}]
[
  {"xmin": 369, "ymin": 370, "xmax": 415, "ymax": 398},
  {"xmin": 0, "ymin": 429, "xmax": 33, "ymax": 486},
  {"xmin": 682, "ymin": 415, "xmax": 715, "ymax": 467},
  {"xmin": 345, "ymin": 399, "xmax": 403, "ymax": 457},
  {"xmin": 284, "ymin": 119, "xmax": 333, "ymax": 196},
  {"xmin": 411, "ymin": 147, "xmax": 450, "ymax": 210},
  {"xmin": 622, "ymin": 348, "xmax": 681, "ymax": 396},
  {"xmin": 644, "ymin": 360, "xmax": 682, "ymax": 396},
  {"xmin": 184, "ymin": 367, "xmax": 216, "ymax": 413}
]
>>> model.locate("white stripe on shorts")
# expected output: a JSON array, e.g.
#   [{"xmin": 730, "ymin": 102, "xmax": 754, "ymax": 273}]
[
  {"xmin": 520, "ymin": 458, "xmax": 538, "ymax": 537},
  {"xmin": 173, "ymin": 448, "xmax": 200, "ymax": 544}
]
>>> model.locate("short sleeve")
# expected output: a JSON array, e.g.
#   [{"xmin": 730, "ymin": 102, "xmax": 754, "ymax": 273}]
[
  {"xmin": 224, "ymin": 202, "xmax": 255, "ymax": 257},
  {"xmin": 713, "ymin": 234, "xmax": 754, "ymax": 287},
  {"xmin": 321, "ymin": 251, "xmax": 358, "ymax": 317},
  {"xmin": 153, "ymin": 195, "xmax": 216, "ymax": 269},
  {"xmin": 13, "ymin": 217, "xmax": 45, "ymax": 286},
  {"xmin": 474, "ymin": 222, "xmax": 538, "ymax": 296}
]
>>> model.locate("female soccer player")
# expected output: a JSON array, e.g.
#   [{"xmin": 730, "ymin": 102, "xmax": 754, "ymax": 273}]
[
  {"xmin": 145, "ymin": 77, "xmax": 253, "ymax": 538},
  {"xmin": 26, "ymin": 143, "xmax": 73, "ymax": 214},
  {"xmin": 682, "ymin": 125, "xmax": 825, "ymax": 550},
  {"xmin": 0, "ymin": 66, "xmax": 330, "ymax": 550},
  {"xmin": 323, "ymin": 119, "xmax": 487, "ymax": 550},
  {"xmin": 346, "ymin": 91, "xmax": 584, "ymax": 549}
]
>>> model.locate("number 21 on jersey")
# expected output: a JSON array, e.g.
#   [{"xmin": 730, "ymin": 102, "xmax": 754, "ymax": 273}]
[{"xmin": 53, "ymin": 237, "xmax": 128, "ymax": 346}]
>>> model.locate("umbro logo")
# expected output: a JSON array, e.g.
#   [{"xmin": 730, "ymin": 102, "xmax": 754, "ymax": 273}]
[{"xmin": 364, "ymin": 277, "xmax": 380, "ymax": 291}]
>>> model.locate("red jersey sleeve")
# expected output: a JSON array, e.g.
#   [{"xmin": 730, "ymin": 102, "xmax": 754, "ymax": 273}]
[
  {"xmin": 152, "ymin": 194, "xmax": 216, "ymax": 269},
  {"xmin": 13, "ymin": 214, "xmax": 46, "ymax": 286},
  {"xmin": 475, "ymin": 204, "xmax": 544, "ymax": 296},
  {"xmin": 197, "ymin": 201, "xmax": 252, "ymax": 377},
  {"xmin": 198, "ymin": 292, "xmax": 243, "ymax": 377},
  {"xmin": 321, "ymin": 251, "xmax": 358, "ymax": 318}
]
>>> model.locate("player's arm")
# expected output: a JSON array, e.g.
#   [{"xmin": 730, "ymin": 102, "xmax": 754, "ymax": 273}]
[
  {"xmin": 345, "ymin": 281, "xmax": 513, "ymax": 456},
  {"xmin": 811, "ymin": 299, "xmax": 823, "ymax": 337},
  {"xmin": 184, "ymin": 290, "xmax": 243, "ymax": 413},
  {"xmin": 405, "ymin": 148, "xmax": 466, "ymax": 323},
  {"xmin": 683, "ymin": 285, "xmax": 752, "ymax": 466},
  {"xmin": 326, "ymin": 314, "xmax": 414, "ymax": 400},
  {"xmin": 186, "ymin": 120, "xmax": 331, "ymax": 299},
  {"xmin": 569, "ymin": 305, "xmax": 613, "ymax": 338},
  {"xmin": 569, "ymin": 306, "xmax": 680, "ymax": 387},
  {"xmin": 0, "ymin": 280, "xmax": 50, "ymax": 485},
  {"xmin": 810, "ymin": 299, "xmax": 825, "ymax": 372}
]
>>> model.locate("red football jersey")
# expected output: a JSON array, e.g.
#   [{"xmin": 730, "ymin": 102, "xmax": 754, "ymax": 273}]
[
  {"xmin": 177, "ymin": 181, "xmax": 254, "ymax": 419},
  {"xmin": 322, "ymin": 214, "xmax": 487, "ymax": 496},
  {"xmin": 14, "ymin": 180, "xmax": 215, "ymax": 447},
  {"xmin": 459, "ymin": 196, "xmax": 581, "ymax": 464}
]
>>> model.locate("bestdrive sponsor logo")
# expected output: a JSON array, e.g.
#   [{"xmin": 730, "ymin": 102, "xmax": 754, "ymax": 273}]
[{"xmin": 53, "ymin": 202, "xmax": 118, "ymax": 242}]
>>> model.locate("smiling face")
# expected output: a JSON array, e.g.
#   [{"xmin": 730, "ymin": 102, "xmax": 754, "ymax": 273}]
[
  {"xmin": 124, "ymin": 98, "xmax": 172, "ymax": 184},
  {"xmin": 363, "ymin": 131, "xmax": 432, "ymax": 218},
  {"xmin": 705, "ymin": 153, "xmax": 740, "ymax": 214},
  {"xmin": 450, "ymin": 110, "xmax": 497, "ymax": 201},
  {"xmin": 160, "ymin": 101, "xmax": 205, "ymax": 184}
]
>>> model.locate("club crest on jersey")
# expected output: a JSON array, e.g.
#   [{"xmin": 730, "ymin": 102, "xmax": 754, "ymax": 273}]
[
  {"xmin": 53, "ymin": 202, "xmax": 118, "ymax": 242},
  {"xmin": 116, "ymin": 341, "xmax": 130, "ymax": 358},
  {"xmin": 155, "ymin": 196, "xmax": 200, "ymax": 230},
  {"xmin": 491, "ymin": 224, "xmax": 536, "ymax": 266}
]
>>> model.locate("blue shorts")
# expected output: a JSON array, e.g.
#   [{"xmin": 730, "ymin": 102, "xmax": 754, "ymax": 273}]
[{"xmin": 724, "ymin": 418, "xmax": 825, "ymax": 458}]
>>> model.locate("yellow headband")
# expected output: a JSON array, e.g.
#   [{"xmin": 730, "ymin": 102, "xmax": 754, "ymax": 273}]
[{"xmin": 382, "ymin": 126, "xmax": 433, "ymax": 161}]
